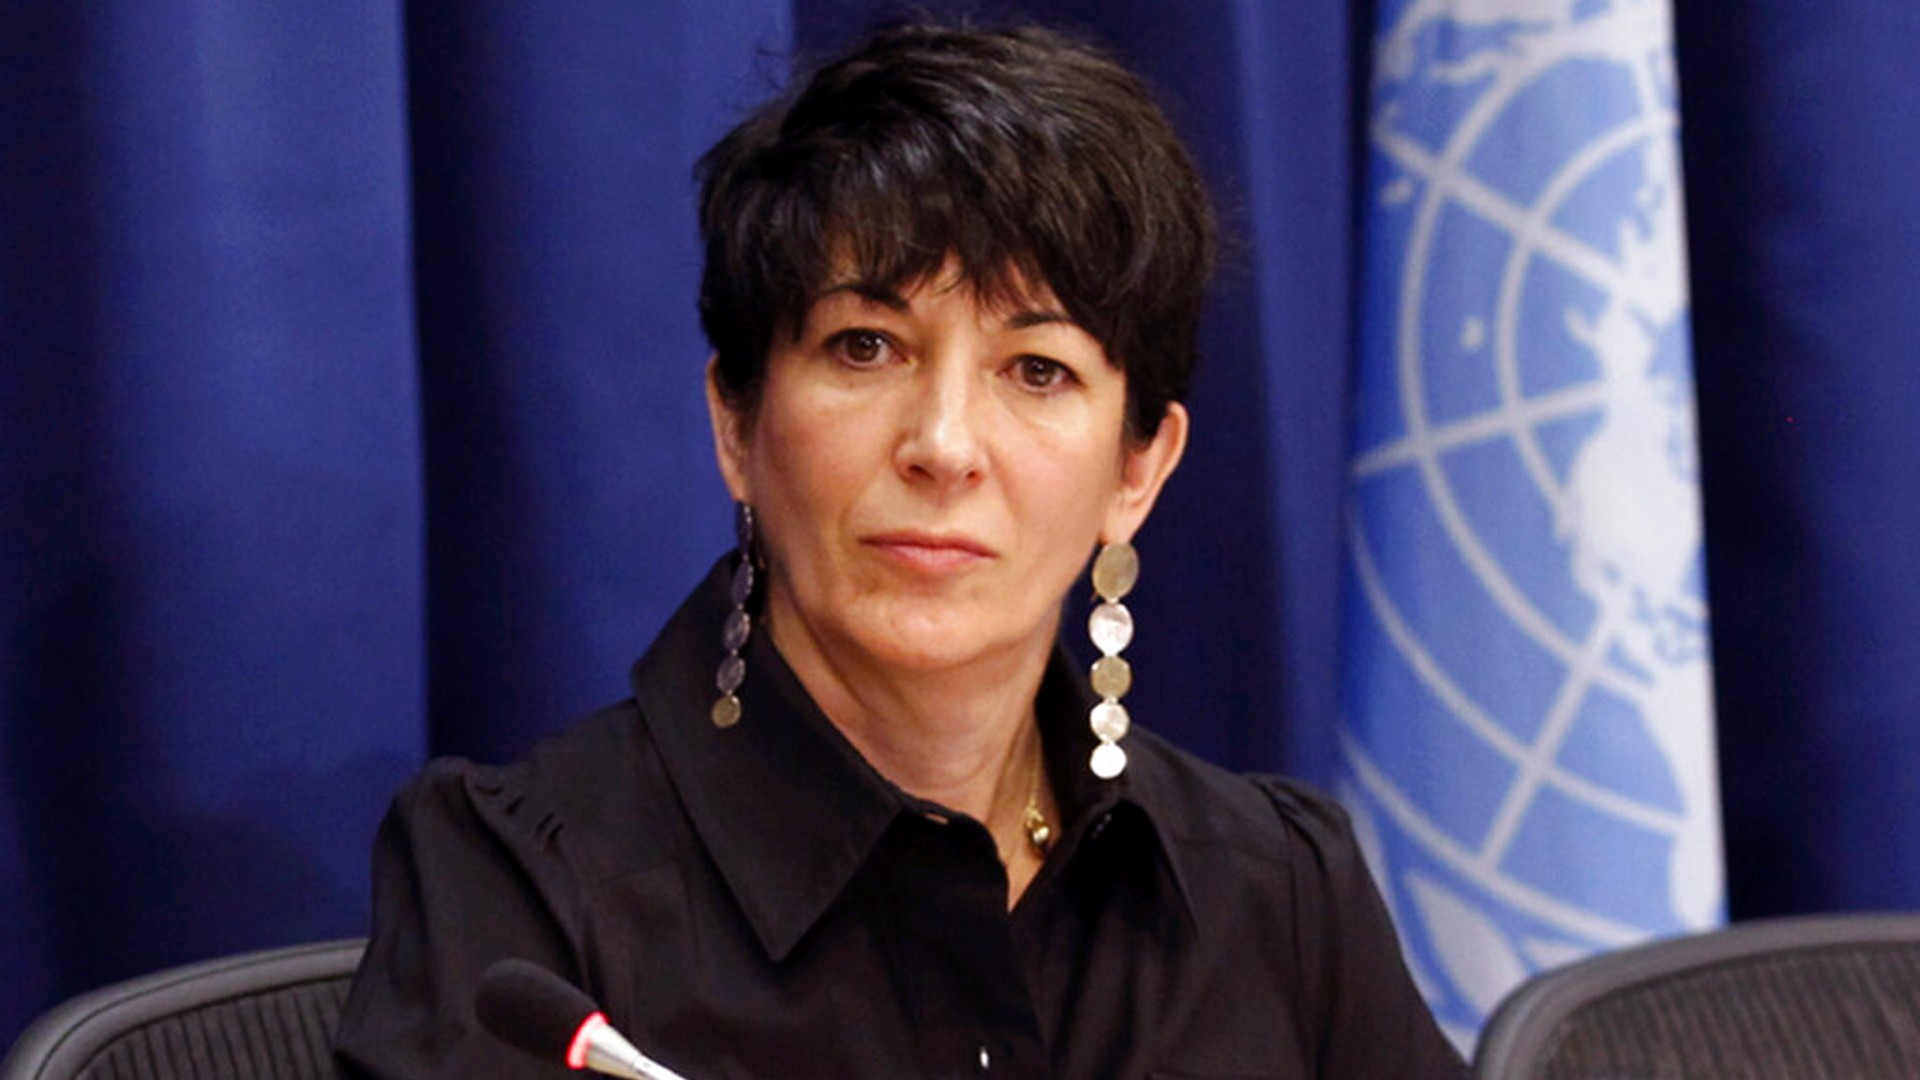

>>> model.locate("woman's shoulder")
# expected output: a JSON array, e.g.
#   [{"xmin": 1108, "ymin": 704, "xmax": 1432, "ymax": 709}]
[
  {"xmin": 400, "ymin": 699, "xmax": 642, "ymax": 801},
  {"xmin": 1126, "ymin": 727, "xmax": 1365, "ymax": 878},
  {"xmin": 389, "ymin": 700, "xmax": 688, "ymax": 880}
]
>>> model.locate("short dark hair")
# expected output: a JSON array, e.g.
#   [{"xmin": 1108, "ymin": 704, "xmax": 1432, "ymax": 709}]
[{"xmin": 695, "ymin": 21, "xmax": 1217, "ymax": 441}]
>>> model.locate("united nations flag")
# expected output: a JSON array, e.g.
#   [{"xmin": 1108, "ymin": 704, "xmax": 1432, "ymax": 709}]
[{"xmin": 1338, "ymin": 0, "xmax": 1724, "ymax": 1050}]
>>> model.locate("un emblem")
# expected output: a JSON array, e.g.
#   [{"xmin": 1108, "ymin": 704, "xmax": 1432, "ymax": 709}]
[{"xmin": 1339, "ymin": 0, "xmax": 1723, "ymax": 1045}]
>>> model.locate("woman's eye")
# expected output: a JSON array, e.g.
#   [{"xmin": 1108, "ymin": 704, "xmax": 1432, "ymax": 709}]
[
  {"xmin": 828, "ymin": 329, "xmax": 892, "ymax": 367},
  {"xmin": 1013, "ymin": 356, "xmax": 1073, "ymax": 391}
]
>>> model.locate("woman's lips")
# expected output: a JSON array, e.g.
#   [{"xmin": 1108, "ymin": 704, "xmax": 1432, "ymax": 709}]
[{"xmin": 862, "ymin": 532, "xmax": 996, "ymax": 572}]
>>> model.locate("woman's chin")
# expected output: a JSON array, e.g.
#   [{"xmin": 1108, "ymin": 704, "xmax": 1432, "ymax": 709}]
[{"xmin": 843, "ymin": 604, "xmax": 1040, "ymax": 676}]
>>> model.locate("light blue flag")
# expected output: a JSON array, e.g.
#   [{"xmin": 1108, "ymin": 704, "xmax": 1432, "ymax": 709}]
[{"xmin": 1339, "ymin": 0, "xmax": 1723, "ymax": 1050}]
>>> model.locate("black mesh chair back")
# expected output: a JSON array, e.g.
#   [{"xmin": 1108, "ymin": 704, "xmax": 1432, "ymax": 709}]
[
  {"xmin": 1473, "ymin": 914, "xmax": 1920, "ymax": 1080},
  {"xmin": 2, "ymin": 941, "xmax": 366, "ymax": 1080}
]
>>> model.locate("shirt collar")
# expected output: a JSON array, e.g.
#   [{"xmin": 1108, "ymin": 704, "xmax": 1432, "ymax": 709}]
[
  {"xmin": 633, "ymin": 556, "xmax": 1198, "ymax": 962},
  {"xmin": 1036, "ymin": 656, "xmax": 1202, "ymax": 933}
]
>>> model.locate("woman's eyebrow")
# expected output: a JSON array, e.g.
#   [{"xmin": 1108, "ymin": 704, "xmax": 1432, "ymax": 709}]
[
  {"xmin": 815, "ymin": 281, "xmax": 910, "ymax": 311},
  {"xmin": 812, "ymin": 281, "xmax": 1075, "ymax": 331},
  {"xmin": 1005, "ymin": 309, "xmax": 1074, "ymax": 330}
]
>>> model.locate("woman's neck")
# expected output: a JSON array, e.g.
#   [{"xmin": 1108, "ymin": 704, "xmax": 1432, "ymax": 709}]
[{"xmin": 761, "ymin": 600, "xmax": 1057, "ymax": 904}]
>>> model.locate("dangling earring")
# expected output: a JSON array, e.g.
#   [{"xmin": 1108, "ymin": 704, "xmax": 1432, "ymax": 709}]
[
  {"xmin": 1086, "ymin": 540, "xmax": 1138, "ymax": 778},
  {"xmin": 711, "ymin": 502, "xmax": 756, "ymax": 729}
]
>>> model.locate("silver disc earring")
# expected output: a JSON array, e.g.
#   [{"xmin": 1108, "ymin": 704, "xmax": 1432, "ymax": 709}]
[
  {"xmin": 711, "ymin": 502, "xmax": 756, "ymax": 729},
  {"xmin": 1087, "ymin": 540, "xmax": 1138, "ymax": 779}
]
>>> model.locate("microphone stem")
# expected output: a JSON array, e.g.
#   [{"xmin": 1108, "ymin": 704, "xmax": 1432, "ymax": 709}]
[{"xmin": 584, "ymin": 1026, "xmax": 697, "ymax": 1080}]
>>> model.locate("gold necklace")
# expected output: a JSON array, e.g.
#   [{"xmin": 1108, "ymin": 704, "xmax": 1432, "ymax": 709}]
[{"xmin": 1021, "ymin": 748, "xmax": 1053, "ymax": 856}]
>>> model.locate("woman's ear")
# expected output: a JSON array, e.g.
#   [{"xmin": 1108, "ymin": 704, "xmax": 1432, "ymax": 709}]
[
  {"xmin": 1102, "ymin": 402, "xmax": 1189, "ymax": 545},
  {"xmin": 705, "ymin": 357, "xmax": 753, "ymax": 503}
]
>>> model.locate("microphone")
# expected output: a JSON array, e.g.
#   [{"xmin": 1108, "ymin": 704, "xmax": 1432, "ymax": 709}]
[{"xmin": 474, "ymin": 959, "xmax": 696, "ymax": 1080}]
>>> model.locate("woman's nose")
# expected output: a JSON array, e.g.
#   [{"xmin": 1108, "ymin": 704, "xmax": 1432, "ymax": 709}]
[{"xmin": 894, "ymin": 362, "xmax": 985, "ymax": 489}]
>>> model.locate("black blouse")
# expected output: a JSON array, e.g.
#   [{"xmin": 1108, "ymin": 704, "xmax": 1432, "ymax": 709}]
[{"xmin": 334, "ymin": 559, "xmax": 1465, "ymax": 1080}]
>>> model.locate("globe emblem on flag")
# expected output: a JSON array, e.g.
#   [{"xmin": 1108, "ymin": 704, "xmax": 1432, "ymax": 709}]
[{"xmin": 1338, "ymin": 0, "xmax": 1723, "ymax": 1046}]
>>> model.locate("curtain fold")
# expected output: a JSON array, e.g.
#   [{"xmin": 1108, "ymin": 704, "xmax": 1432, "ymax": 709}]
[
  {"xmin": 2, "ymin": 2, "xmax": 425, "ymax": 1033},
  {"xmin": 400, "ymin": 0, "xmax": 786, "ymax": 762},
  {"xmin": 1676, "ymin": 4, "xmax": 1920, "ymax": 914}
]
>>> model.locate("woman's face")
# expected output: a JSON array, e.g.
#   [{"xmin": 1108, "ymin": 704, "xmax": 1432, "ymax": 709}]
[{"xmin": 708, "ymin": 261, "xmax": 1187, "ymax": 679}]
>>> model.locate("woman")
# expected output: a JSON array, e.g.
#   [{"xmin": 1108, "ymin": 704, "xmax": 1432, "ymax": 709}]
[{"xmin": 335, "ymin": 21, "xmax": 1465, "ymax": 1080}]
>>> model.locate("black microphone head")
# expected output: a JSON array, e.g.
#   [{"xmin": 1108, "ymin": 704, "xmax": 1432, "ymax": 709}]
[{"xmin": 474, "ymin": 958, "xmax": 601, "ymax": 1062}]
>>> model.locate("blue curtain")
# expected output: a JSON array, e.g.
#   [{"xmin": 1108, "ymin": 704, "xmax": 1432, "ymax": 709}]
[
  {"xmin": 1674, "ymin": 4, "xmax": 1920, "ymax": 913},
  {"xmin": 4, "ymin": 0, "xmax": 1916, "ymax": 1044}
]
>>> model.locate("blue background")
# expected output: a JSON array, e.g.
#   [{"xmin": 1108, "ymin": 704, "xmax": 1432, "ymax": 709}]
[{"xmin": 4, "ymin": 0, "xmax": 1916, "ymax": 1042}]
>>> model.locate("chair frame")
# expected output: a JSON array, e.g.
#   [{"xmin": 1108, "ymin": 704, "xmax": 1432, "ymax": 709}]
[
  {"xmin": 1473, "ymin": 912, "xmax": 1920, "ymax": 1079},
  {"xmin": 2, "ymin": 940, "xmax": 366, "ymax": 1080}
]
